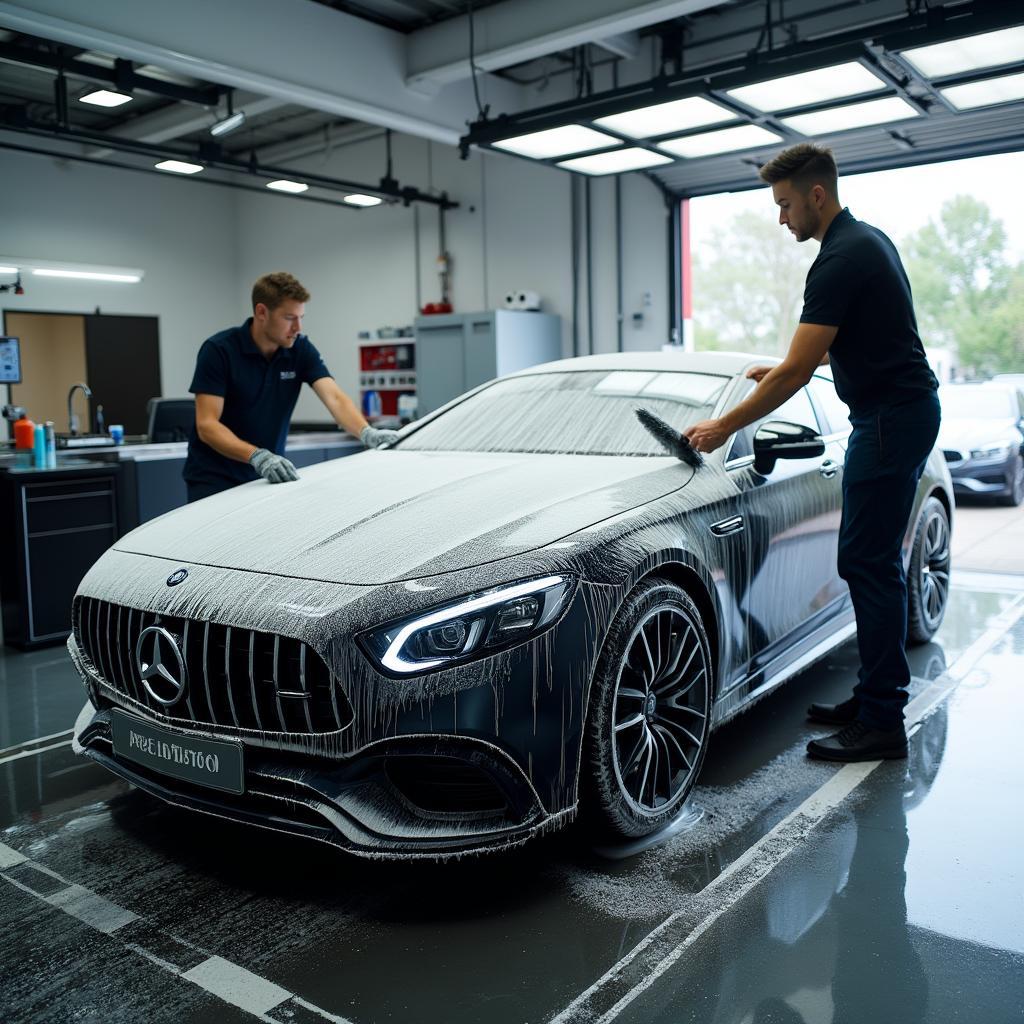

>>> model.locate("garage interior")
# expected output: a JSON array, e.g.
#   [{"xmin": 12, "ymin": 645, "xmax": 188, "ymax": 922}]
[{"xmin": 1, "ymin": 0, "xmax": 1023, "ymax": 1021}]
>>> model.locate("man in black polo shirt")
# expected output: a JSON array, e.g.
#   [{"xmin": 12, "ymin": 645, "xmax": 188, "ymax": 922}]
[
  {"xmin": 684, "ymin": 142, "xmax": 940, "ymax": 762},
  {"xmin": 183, "ymin": 272, "xmax": 397, "ymax": 502}
]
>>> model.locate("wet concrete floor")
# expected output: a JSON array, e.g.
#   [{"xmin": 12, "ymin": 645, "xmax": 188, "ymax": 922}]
[{"xmin": 1, "ymin": 571, "xmax": 1022, "ymax": 1024}]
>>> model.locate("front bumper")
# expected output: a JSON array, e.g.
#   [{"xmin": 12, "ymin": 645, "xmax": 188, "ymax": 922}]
[
  {"xmin": 70, "ymin": 636, "xmax": 566, "ymax": 860},
  {"xmin": 946, "ymin": 452, "xmax": 1018, "ymax": 496}
]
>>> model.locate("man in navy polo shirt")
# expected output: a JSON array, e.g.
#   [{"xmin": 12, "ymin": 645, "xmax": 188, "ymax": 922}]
[
  {"xmin": 683, "ymin": 143, "xmax": 940, "ymax": 762},
  {"xmin": 183, "ymin": 271, "xmax": 396, "ymax": 501}
]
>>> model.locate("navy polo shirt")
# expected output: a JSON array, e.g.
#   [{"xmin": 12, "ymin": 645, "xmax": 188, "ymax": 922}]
[
  {"xmin": 800, "ymin": 208, "xmax": 937, "ymax": 415},
  {"xmin": 183, "ymin": 319, "xmax": 331, "ymax": 488}
]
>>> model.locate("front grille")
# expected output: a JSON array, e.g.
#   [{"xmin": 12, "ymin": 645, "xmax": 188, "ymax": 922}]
[{"xmin": 74, "ymin": 597, "xmax": 353, "ymax": 735}]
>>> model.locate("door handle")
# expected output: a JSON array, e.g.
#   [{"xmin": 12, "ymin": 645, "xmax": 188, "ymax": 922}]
[
  {"xmin": 820, "ymin": 459, "xmax": 840, "ymax": 479},
  {"xmin": 710, "ymin": 515, "xmax": 744, "ymax": 537}
]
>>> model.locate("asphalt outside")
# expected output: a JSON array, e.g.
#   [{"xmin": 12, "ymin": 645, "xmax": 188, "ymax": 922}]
[{"xmin": 0, "ymin": 501, "xmax": 1022, "ymax": 1024}]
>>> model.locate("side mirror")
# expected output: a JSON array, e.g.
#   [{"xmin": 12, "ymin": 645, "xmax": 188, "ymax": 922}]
[{"xmin": 753, "ymin": 420, "xmax": 826, "ymax": 475}]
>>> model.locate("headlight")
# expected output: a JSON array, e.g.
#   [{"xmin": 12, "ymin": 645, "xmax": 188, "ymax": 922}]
[
  {"xmin": 969, "ymin": 443, "xmax": 1014, "ymax": 460},
  {"xmin": 358, "ymin": 575, "xmax": 575, "ymax": 676}
]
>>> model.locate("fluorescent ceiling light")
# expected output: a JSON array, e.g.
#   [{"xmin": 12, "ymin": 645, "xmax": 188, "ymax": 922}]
[
  {"xmin": 343, "ymin": 194, "xmax": 383, "ymax": 207},
  {"xmin": 32, "ymin": 269, "xmax": 141, "ymax": 283},
  {"xmin": 210, "ymin": 110, "xmax": 246, "ymax": 137},
  {"xmin": 79, "ymin": 88, "xmax": 133, "ymax": 108},
  {"xmin": 658, "ymin": 124, "xmax": 783, "ymax": 158},
  {"xmin": 902, "ymin": 26, "xmax": 1024, "ymax": 78},
  {"xmin": 557, "ymin": 148, "xmax": 673, "ymax": 176},
  {"xmin": 726, "ymin": 62, "xmax": 887, "ymax": 111},
  {"xmin": 0, "ymin": 266, "xmax": 17, "ymax": 274},
  {"xmin": 492, "ymin": 125, "xmax": 619, "ymax": 159},
  {"xmin": 266, "ymin": 179, "xmax": 309, "ymax": 194},
  {"xmin": 940, "ymin": 71, "xmax": 1024, "ymax": 110},
  {"xmin": 594, "ymin": 96, "xmax": 735, "ymax": 138},
  {"xmin": 781, "ymin": 95, "xmax": 919, "ymax": 135},
  {"xmin": 154, "ymin": 159, "xmax": 203, "ymax": 175}
]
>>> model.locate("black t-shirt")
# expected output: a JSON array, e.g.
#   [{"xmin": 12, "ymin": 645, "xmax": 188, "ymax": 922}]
[
  {"xmin": 183, "ymin": 319, "xmax": 331, "ymax": 488},
  {"xmin": 800, "ymin": 208, "xmax": 937, "ymax": 415}
]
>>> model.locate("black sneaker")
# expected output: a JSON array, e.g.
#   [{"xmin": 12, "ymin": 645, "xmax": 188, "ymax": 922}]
[
  {"xmin": 806, "ymin": 720, "xmax": 908, "ymax": 762},
  {"xmin": 806, "ymin": 696, "xmax": 859, "ymax": 725}
]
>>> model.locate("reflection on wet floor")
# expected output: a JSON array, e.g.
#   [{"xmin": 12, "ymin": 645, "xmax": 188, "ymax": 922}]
[{"xmin": 1, "ymin": 578, "xmax": 1022, "ymax": 1024}]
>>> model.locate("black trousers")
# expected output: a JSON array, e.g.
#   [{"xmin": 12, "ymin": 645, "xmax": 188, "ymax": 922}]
[{"xmin": 838, "ymin": 391, "xmax": 941, "ymax": 731}]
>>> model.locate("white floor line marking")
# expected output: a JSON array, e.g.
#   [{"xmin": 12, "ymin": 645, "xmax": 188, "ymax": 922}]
[
  {"xmin": 0, "ymin": 728, "xmax": 74, "ymax": 759},
  {"xmin": 0, "ymin": 739, "xmax": 73, "ymax": 766},
  {"xmin": 47, "ymin": 883, "xmax": 139, "ymax": 933},
  {"xmin": 0, "ymin": 840, "xmax": 358, "ymax": 1024},
  {"xmin": 182, "ymin": 956, "xmax": 292, "ymax": 1017},
  {"xmin": 0, "ymin": 843, "xmax": 28, "ymax": 871},
  {"xmin": 550, "ymin": 593, "xmax": 1024, "ymax": 1024}
]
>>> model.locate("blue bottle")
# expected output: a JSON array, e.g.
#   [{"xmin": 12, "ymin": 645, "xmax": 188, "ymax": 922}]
[{"xmin": 33, "ymin": 423, "xmax": 46, "ymax": 468}]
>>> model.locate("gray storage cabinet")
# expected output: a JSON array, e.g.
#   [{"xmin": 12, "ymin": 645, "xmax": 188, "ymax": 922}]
[{"xmin": 414, "ymin": 310, "xmax": 562, "ymax": 415}]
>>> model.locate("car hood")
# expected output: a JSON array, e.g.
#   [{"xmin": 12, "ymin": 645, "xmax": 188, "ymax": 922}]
[
  {"xmin": 938, "ymin": 417, "xmax": 1020, "ymax": 452},
  {"xmin": 115, "ymin": 450, "xmax": 695, "ymax": 584}
]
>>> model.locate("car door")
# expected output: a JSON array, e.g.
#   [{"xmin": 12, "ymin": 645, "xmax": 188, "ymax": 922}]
[{"xmin": 725, "ymin": 381, "xmax": 846, "ymax": 671}]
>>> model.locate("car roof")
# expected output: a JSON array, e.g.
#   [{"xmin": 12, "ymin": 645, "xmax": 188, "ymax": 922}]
[{"xmin": 507, "ymin": 350, "xmax": 780, "ymax": 378}]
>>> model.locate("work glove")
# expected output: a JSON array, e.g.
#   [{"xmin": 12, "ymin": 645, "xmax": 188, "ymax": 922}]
[
  {"xmin": 249, "ymin": 448, "xmax": 299, "ymax": 484},
  {"xmin": 360, "ymin": 425, "xmax": 400, "ymax": 449}
]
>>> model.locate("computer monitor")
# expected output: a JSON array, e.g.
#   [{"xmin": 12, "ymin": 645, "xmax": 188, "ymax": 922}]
[
  {"xmin": 0, "ymin": 337, "xmax": 21, "ymax": 384},
  {"xmin": 146, "ymin": 397, "xmax": 195, "ymax": 443}
]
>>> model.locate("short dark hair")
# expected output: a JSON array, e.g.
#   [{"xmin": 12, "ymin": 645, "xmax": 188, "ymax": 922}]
[
  {"xmin": 758, "ymin": 143, "xmax": 839, "ymax": 197},
  {"xmin": 252, "ymin": 272, "xmax": 310, "ymax": 311}
]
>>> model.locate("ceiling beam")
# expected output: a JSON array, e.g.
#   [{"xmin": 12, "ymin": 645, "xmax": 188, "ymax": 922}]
[
  {"xmin": 0, "ymin": 0, "xmax": 529, "ymax": 145},
  {"xmin": 405, "ymin": 0, "xmax": 722, "ymax": 88}
]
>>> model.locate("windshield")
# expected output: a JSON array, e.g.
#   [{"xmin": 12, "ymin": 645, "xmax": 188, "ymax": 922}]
[
  {"xmin": 940, "ymin": 386, "xmax": 1018, "ymax": 420},
  {"xmin": 397, "ymin": 370, "xmax": 731, "ymax": 456}
]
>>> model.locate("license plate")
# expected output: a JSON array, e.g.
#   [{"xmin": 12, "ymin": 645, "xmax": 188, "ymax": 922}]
[{"xmin": 110, "ymin": 709, "xmax": 244, "ymax": 795}]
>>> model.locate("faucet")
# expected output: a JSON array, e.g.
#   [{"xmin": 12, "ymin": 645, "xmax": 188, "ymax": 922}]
[{"xmin": 67, "ymin": 382, "xmax": 93, "ymax": 436}]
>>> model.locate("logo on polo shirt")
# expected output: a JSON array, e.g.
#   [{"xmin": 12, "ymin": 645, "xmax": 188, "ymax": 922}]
[{"xmin": 280, "ymin": 370, "xmax": 296, "ymax": 380}]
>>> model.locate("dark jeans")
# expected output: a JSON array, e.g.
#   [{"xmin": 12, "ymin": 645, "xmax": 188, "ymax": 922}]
[
  {"xmin": 838, "ymin": 391, "xmax": 941, "ymax": 731},
  {"xmin": 186, "ymin": 479, "xmax": 235, "ymax": 503}
]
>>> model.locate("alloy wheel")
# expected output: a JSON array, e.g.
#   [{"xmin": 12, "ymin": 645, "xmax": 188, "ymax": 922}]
[
  {"xmin": 611, "ymin": 606, "xmax": 710, "ymax": 816},
  {"xmin": 919, "ymin": 506, "xmax": 951, "ymax": 631}
]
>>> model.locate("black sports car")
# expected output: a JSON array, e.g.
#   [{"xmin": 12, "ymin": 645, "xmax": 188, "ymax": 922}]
[{"xmin": 69, "ymin": 352, "xmax": 954, "ymax": 858}]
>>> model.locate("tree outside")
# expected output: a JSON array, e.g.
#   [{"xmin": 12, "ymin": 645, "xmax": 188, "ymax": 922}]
[{"xmin": 693, "ymin": 195, "xmax": 1024, "ymax": 377}]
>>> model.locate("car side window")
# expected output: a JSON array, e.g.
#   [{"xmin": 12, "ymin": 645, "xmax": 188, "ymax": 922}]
[
  {"xmin": 809, "ymin": 376, "xmax": 851, "ymax": 435},
  {"xmin": 726, "ymin": 384, "xmax": 820, "ymax": 464}
]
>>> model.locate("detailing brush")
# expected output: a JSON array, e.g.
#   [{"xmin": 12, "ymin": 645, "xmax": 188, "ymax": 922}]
[{"xmin": 635, "ymin": 407, "xmax": 705, "ymax": 468}]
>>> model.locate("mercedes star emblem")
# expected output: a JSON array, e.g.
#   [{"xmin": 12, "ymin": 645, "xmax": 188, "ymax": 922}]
[
  {"xmin": 166, "ymin": 568, "xmax": 189, "ymax": 587},
  {"xmin": 135, "ymin": 625, "xmax": 188, "ymax": 706}
]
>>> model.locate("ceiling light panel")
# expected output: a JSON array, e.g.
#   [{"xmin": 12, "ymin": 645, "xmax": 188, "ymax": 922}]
[
  {"xmin": 154, "ymin": 160, "xmax": 203, "ymax": 175},
  {"xmin": 266, "ymin": 179, "xmax": 309, "ymax": 193},
  {"xmin": 79, "ymin": 89, "xmax": 133, "ymax": 108},
  {"xmin": 781, "ymin": 96, "xmax": 920, "ymax": 135},
  {"xmin": 557, "ymin": 148, "xmax": 673, "ymax": 176},
  {"xmin": 726, "ymin": 62, "xmax": 886, "ymax": 111},
  {"xmin": 343, "ymin": 194, "xmax": 383, "ymax": 207},
  {"xmin": 594, "ymin": 96, "xmax": 736, "ymax": 138},
  {"xmin": 32, "ymin": 269, "xmax": 141, "ymax": 282},
  {"xmin": 940, "ymin": 71, "xmax": 1024, "ymax": 110},
  {"xmin": 658, "ymin": 124, "xmax": 783, "ymax": 158},
  {"xmin": 902, "ymin": 26, "xmax": 1024, "ymax": 79},
  {"xmin": 492, "ymin": 125, "xmax": 620, "ymax": 159}
]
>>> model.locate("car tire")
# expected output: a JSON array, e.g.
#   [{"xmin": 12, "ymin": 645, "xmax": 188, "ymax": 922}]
[
  {"xmin": 999, "ymin": 454, "xmax": 1024, "ymax": 507},
  {"xmin": 908, "ymin": 496, "xmax": 951, "ymax": 645},
  {"xmin": 581, "ymin": 578, "xmax": 713, "ymax": 840}
]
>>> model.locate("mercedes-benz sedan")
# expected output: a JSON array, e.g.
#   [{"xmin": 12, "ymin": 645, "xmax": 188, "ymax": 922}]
[{"xmin": 69, "ymin": 352, "xmax": 954, "ymax": 858}]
